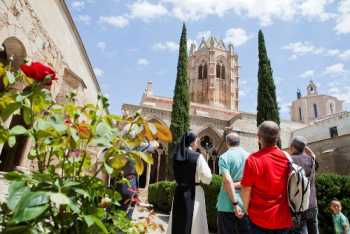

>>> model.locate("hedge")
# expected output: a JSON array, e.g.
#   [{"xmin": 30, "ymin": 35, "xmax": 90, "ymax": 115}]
[{"xmin": 148, "ymin": 174, "xmax": 350, "ymax": 233}]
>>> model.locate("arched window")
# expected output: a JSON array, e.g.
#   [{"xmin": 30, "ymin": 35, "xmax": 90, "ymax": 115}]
[
  {"xmin": 299, "ymin": 107, "xmax": 302, "ymax": 121},
  {"xmin": 221, "ymin": 65, "xmax": 225, "ymax": 79},
  {"xmin": 314, "ymin": 104, "xmax": 318, "ymax": 118},
  {"xmin": 330, "ymin": 104, "xmax": 333, "ymax": 114},
  {"xmin": 216, "ymin": 64, "xmax": 220, "ymax": 78},
  {"xmin": 198, "ymin": 65, "xmax": 203, "ymax": 79},
  {"xmin": 198, "ymin": 60, "xmax": 208, "ymax": 79}
]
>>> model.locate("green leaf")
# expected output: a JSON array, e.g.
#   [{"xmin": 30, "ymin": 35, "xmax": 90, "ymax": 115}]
[
  {"xmin": 16, "ymin": 93, "xmax": 32, "ymax": 102},
  {"xmin": 70, "ymin": 127, "xmax": 79, "ymax": 141},
  {"xmin": 4, "ymin": 172, "xmax": 22, "ymax": 181},
  {"xmin": 52, "ymin": 104, "xmax": 63, "ymax": 109},
  {"xmin": 1, "ymin": 103, "xmax": 22, "ymax": 122},
  {"xmin": 8, "ymin": 180, "xmax": 26, "ymax": 194},
  {"xmin": 84, "ymin": 215, "xmax": 94, "ymax": 227},
  {"xmin": 93, "ymin": 122, "xmax": 118, "ymax": 144},
  {"xmin": 6, "ymin": 71, "xmax": 15, "ymax": 84},
  {"xmin": 7, "ymin": 186, "xmax": 31, "ymax": 210},
  {"xmin": 49, "ymin": 114, "xmax": 67, "ymax": 132},
  {"xmin": 73, "ymin": 188, "xmax": 91, "ymax": 198},
  {"xmin": 10, "ymin": 125, "xmax": 27, "ymax": 135},
  {"xmin": 92, "ymin": 216, "xmax": 108, "ymax": 234},
  {"xmin": 63, "ymin": 181, "xmax": 81, "ymax": 188},
  {"xmin": 104, "ymin": 162, "xmax": 113, "ymax": 175},
  {"xmin": 8, "ymin": 135, "xmax": 16, "ymax": 147},
  {"xmin": 32, "ymin": 88, "xmax": 52, "ymax": 113},
  {"xmin": 23, "ymin": 108, "xmax": 33, "ymax": 125},
  {"xmin": 68, "ymin": 198, "xmax": 80, "ymax": 213},
  {"xmin": 17, "ymin": 191, "xmax": 50, "ymax": 210},
  {"xmin": 50, "ymin": 193, "xmax": 70, "ymax": 205},
  {"xmin": 105, "ymin": 114, "xmax": 123, "ymax": 122},
  {"xmin": 0, "ymin": 125, "xmax": 9, "ymax": 144},
  {"xmin": 37, "ymin": 118, "xmax": 51, "ymax": 130},
  {"xmin": 9, "ymin": 203, "xmax": 49, "ymax": 224}
]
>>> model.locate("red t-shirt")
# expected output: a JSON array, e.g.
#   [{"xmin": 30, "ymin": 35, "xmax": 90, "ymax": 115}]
[{"xmin": 241, "ymin": 146, "xmax": 292, "ymax": 229}]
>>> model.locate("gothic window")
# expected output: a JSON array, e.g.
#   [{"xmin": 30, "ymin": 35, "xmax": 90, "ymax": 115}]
[
  {"xmin": 221, "ymin": 65, "xmax": 225, "ymax": 79},
  {"xmin": 198, "ymin": 60, "xmax": 208, "ymax": 79},
  {"xmin": 216, "ymin": 64, "xmax": 220, "ymax": 78},
  {"xmin": 198, "ymin": 65, "xmax": 203, "ymax": 79},
  {"xmin": 313, "ymin": 104, "xmax": 318, "ymax": 118},
  {"xmin": 330, "ymin": 104, "xmax": 334, "ymax": 114},
  {"xmin": 299, "ymin": 107, "xmax": 302, "ymax": 121}
]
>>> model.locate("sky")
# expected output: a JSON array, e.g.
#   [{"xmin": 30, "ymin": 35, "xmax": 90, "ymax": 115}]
[{"xmin": 66, "ymin": 0, "xmax": 350, "ymax": 121}]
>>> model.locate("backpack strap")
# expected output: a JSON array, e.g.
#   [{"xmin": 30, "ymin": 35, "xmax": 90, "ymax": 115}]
[{"xmin": 283, "ymin": 151, "xmax": 293, "ymax": 163}]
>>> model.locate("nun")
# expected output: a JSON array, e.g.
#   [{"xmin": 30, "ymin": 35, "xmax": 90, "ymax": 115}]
[{"xmin": 166, "ymin": 132, "xmax": 212, "ymax": 234}]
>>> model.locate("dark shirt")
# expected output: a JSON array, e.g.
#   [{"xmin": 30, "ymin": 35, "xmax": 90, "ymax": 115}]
[{"xmin": 291, "ymin": 152, "xmax": 317, "ymax": 209}]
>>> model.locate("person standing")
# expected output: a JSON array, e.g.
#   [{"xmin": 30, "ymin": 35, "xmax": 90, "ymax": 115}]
[
  {"xmin": 241, "ymin": 121, "xmax": 292, "ymax": 234},
  {"xmin": 167, "ymin": 132, "xmax": 212, "ymax": 234},
  {"xmin": 216, "ymin": 133, "xmax": 250, "ymax": 234},
  {"xmin": 289, "ymin": 136, "xmax": 319, "ymax": 234}
]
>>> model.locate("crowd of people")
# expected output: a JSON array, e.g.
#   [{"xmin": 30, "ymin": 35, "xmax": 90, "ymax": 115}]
[{"xmin": 101, "ymin": 121, "xmax": 350, "ymax": 234}]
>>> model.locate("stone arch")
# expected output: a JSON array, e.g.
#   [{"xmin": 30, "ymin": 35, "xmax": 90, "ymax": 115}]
[
  {"xmin": 195, "ymin": 55, "xmax": 210, "ymax": 65},
  {"xmin": 2, "ymin": 36, "xmax": 27, "ymax": 70},
  {"xmin": 215, "ymin": 55, "xmax": 229, "ymax": 67},
  {"xmin": 148, "ymin": 117, "xmax": 169, "ymax": 128},
  {"xmin": 195, "ymin": 126, "xmax": 227, "ymax": 174}
]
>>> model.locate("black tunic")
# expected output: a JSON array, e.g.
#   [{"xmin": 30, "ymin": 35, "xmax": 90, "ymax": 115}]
[{"xmin": 171, "ymin": 150, "xmax": 200, "ymax": 234}]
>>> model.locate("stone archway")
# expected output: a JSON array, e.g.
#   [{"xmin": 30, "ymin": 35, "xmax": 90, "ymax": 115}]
[{"xmin": 196, "ymin": 126, "xmax": 226, "ymax": 174}]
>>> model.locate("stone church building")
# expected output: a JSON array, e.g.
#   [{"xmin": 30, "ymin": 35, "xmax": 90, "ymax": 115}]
[
  {"xmin": 0, "ymin": 0, "xmax": 102, "ymax": 176},
  {"xmin": 120, "ymin": 36, "xmax": 308, "ymax": 188}
]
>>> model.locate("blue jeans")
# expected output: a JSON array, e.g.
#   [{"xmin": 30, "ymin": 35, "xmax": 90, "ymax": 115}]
[
  {"xmin": 290, "ymin": 207, "xmax": 319, "ymax": 234},
  {"xmin": 248, "ymin": 216, "xmax": 290, "ymax": 234},
  {"xmin": 217, "ymin": 212, "xmax": 250, "ymax": 234}
]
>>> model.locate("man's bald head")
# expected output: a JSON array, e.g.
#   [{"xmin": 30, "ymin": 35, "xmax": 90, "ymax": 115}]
[
  {"xmin": 226, "ymin": 133, "xmax": 240, "ymax": 146},
  {"xmin": 258, "ymin": 121, "xmax": 280, "ymax": 146}
]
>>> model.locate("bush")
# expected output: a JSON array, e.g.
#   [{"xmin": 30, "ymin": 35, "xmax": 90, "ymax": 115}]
[
  {"xmin": 315, "ymin": 174, "xmax": 350, "ymax": 234},
  {"xmin": 149, "ymin": 174, "xmax": 350, "ymax": 233}
]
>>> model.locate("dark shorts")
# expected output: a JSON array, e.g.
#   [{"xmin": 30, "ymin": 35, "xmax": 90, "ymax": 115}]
[
  {"xmin": 217, "ymin": 211, "xmax": 250, "ymax": 234},
  {"xmin": 248, "ymin": 216, "xmax": 290, "ymax": 234}
]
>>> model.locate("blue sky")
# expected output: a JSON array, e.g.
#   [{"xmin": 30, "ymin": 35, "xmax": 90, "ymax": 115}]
[{"xmin": 67, "ymin": 0, "xmax": 350, "ymax": 120}]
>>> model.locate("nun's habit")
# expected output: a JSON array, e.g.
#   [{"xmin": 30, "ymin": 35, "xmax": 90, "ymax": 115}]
[{"xmin": 166, "ymin": 132, "xmax": 212, "ymax": 234}]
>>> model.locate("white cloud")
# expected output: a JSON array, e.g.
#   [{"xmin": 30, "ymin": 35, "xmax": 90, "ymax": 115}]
[
  {"xmin": 128, "ymin": 48, "xmax": 138, "ymax": 52},
  {"xmin": 223, "ymin": 28, "xmax": 253, "ymax": 47},
  {"xmin": 138, "ymin": 59, "xmax": 149, "ymax": 66},
  {"xmin": 165, "ymin": 41, "xmax": 179, "ymax": 51},
  {"xmin": 277, "ymin": 96, "xmax": 283, "ymax": 102},
  {"xmin": 274, "ymin": 77, "xmax": 285, "ymax": 84},
  {"xmin": 339, "ymin": 49, "xmax": 350, "ymax": 60},
  {"xmin": 300, "ymin": 70, "xmax": 314, "ymax": 78},
  {"xmin": 151, "ymin": 41, "xmax": 178, "ymax": 51},
  {"xmin": 321, "ymin": 63, "xmax": 350, "ymax": 76},
  {"xmin": 151, "ymin": 43, "xmax": 166, "ymax": 51},
  {"xmin": 196, "ymin": 31, "xmax": 211, "ymax": 40},
  {"xmin": 238, "ymin": 87, "xmax": 252, "ymax": 97},
  {"xmin": 334, "ymin": 0, "xmax": 350, "ymax": 34},
  {"xmin": 283, "ymin": 41, "xmax": 317, "ymax": 55},
  {"xmin": 99, "ymin": 16, "xmax": 129, "ymax": 28},
  {"xmin": 97, "ymin": 42, "xmax": 106, "ymax": 52},
  {"xmin": 106, "ymin": 50, "xmax": 117, "ymax": 58},
  {"xmin": 72, "ymin": 1, "xmax": 85, "ymax": 11},
  {"xmin": 328, "ymin": 86, "xmax": 350, "ymax": 103},
  {"xmin": 157, "ymin": 69, "xmax": 168, "ymax": 74},
  {"xmin": 93, "ymin": 68, "xmax": 104, "ymax": 77},
  {"xmin": 127, "ymin": 1, "xmax": 168, "ymax": 22},
  {"xmin": 279, "ymin": 102, "xmax": 292, "ymax": 113},
  {"xmin": 326, "ymin": 49, "xmax": 340, "ymax": 56},
  {"xmin": 288, "ymin": 54, "xmax": 298, "ymax": 60},
  {"xmin": 76, "ymin": 15, "xmax": 91, "ymax": 25},
  {"xmin": 240, "ymin": 80, "xmax": 247, "ymax": 85},
  {"xmin": 299, "ymin": 0, "xmax": 335, "ymax": 21}
]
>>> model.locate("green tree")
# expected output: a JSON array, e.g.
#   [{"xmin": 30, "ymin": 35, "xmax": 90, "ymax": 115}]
[
  {"xmin": 257, "ymin": 30, "xmax": 281, "ymax": 148},
  {"xmin": 166, "ymin": 23, "xmax": 191, "ymax": 180}
]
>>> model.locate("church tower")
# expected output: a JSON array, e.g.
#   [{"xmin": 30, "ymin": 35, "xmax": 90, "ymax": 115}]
[{"xmin": 188, "ymin": 36, "xmax": 239, "ymax": 110}]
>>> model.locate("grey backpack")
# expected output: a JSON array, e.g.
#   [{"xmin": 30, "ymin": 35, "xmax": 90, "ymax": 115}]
[{"xmin": 283, "ymin": 151, "xmax": 314, "ymax": 213}]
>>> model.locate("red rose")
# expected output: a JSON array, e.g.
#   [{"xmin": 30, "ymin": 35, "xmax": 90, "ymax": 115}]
[{"xmin": 20, "ymin": 62, "xmax": 58, "ymax": 86}]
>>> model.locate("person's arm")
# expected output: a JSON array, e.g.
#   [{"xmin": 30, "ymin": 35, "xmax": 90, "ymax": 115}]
[
  {"xmin": 222, "ymin": 172, "xmax": 244, "ymax": 218},
  {"xmin": 241, "ymin": 185, "xmax": 252, "ymax": 215},
  {"xmin": 344, "ymin": 225, "xmax": 349, "ymax": 234},
  {"xmin": 233, "ymin": 181, "xmax": 242, "ymax": 188},
  {"xmin": 196, "ymin": 154, "xmax": 212, "ymax": 184},
  {"xmin": 304, "ymin": 146, "xmax": 316, "ymax": 159}
]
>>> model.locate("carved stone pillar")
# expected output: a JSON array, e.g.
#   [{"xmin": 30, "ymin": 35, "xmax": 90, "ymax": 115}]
[{"xmin": 145, "ymin": 163, "xmax": 151, "ymax": 187}]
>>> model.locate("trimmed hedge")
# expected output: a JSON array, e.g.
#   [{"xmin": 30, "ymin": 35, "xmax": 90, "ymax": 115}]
[{"xmin": 148, "ymin": 174, "xmax": 350, "ymax": 233}]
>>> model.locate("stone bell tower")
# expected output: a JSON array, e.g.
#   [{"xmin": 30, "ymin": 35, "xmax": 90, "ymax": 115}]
[{"xmin": 188, "ymin": 35, "xmax": 239, "ymax": 110}]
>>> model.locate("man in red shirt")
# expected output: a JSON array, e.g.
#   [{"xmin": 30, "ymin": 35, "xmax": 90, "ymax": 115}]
[{"xmin": 241, "ymin": 121, "xmax": 292, "ymax": 234}]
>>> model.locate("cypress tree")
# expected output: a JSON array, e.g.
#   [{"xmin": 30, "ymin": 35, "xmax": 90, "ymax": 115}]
[
  {"xmin": 166, "ymin": 23, "xmax": 191, "ymax": 180},
  {"xmin": 257, "ymin": 30, "xmax": 282, "ymax": 148}
]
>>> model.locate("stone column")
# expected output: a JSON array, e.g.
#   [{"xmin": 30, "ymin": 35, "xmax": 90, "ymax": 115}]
[
  {"xmin": 156, "ymin": 153, "xmax": 161, "ymax": 182},
  {"xmin": 145, "ymin": 163, "xmax": 151, "ymax": 187}
]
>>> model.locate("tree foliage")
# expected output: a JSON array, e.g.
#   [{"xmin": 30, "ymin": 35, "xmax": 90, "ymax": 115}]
[
  {"xmin": 166, "ymin": 23, "xmax": 191, "ymax": 180},
  {"xmin": 256, "ymin": 30, "xmax": 281, "ymax": 148}
]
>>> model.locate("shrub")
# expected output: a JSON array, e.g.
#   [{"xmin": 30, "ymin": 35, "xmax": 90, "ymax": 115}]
[{"xmin": 150, "ymin": 174, "xmax": 350, "ymax": 233}]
